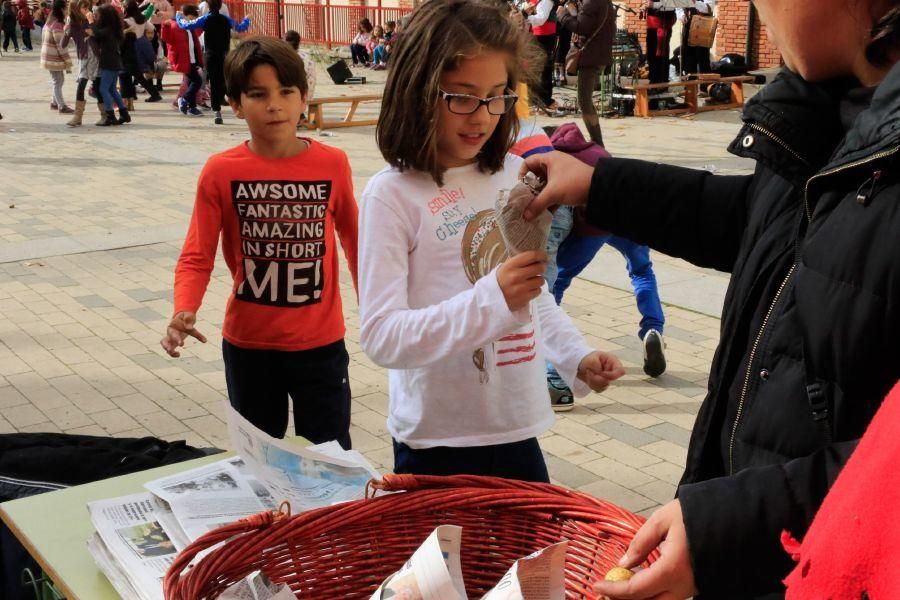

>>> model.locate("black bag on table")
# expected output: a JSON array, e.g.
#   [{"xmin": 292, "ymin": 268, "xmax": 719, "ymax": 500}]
[{"xmin": 0, "ymin": 433, "xmax": 221, "ymax": 600}]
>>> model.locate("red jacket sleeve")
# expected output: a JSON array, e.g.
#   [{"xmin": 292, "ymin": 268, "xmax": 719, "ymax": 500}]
[
  {"xmin": 333, "ymin": 152, "xmax": 359, "ymax": 295},
  {"xmin": 173, "ymin": 162, "xmax": 223, "ymax": 315}
]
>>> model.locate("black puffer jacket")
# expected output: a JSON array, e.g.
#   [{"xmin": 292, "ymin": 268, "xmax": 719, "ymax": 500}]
[{"xmin": 585, "ymin": 64, "xmax": 900, "ymax": 598}]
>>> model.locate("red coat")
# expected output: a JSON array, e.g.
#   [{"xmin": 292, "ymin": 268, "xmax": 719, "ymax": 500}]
[
  {"xmin": 16, "ymin": 0, "xmax": 32, "ymax": 28},
  {"xmin": 782, "ymin": 380, "xmax": 900, "ymax": 599},
  {"xmin": 160, "ymin": 19, "xmax": 203, "ymax": 73}
]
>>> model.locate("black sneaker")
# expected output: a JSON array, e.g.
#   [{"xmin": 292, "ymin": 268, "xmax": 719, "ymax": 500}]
[
  {"xmin": 549, "ymin": 380, "xmax": 574, "ymax": 412},
  {"xmin": 642, "ymin": 329, "xmax": 667, "ymax": 378}
]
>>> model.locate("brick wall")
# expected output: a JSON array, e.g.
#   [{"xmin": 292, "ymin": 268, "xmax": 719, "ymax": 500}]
[
  {"xmin": 619, "ymin": 0, "xmax": 783, "ymax": 69},
  {"xmin": 716, "ymin": 0, "xmax": 781, "ymax": 68}
]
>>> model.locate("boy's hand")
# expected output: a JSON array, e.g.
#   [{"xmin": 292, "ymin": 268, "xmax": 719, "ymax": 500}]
[
  {"xmin": 497, "ymin": 251, "xmax": 548, "ymax": 312},
  {"xmin": 160, "ymin": 311, "xmax": 207, "ymax": 358},
  {"xmin": 577, "ymin": 350, "xmax": 625, "ymax": 392}
]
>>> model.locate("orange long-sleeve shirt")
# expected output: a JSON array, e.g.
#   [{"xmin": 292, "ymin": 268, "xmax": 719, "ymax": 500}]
[{"xmin": 174, "ymin": 139, "xmax": 359, "ymax": 351}]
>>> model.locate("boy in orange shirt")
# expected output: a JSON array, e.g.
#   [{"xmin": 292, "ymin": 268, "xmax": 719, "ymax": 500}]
[{"xmin": 161, "ymin": 36, "xmax": 359, "ymax": 449}]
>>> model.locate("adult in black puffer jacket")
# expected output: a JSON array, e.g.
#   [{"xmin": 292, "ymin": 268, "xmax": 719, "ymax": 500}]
[{"xmin": 520, "ymin": 1, "xmax": 900, "ymax": 598}]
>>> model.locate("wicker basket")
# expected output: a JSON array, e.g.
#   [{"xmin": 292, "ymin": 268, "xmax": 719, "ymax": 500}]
[{"xmin": 163, "ymin": 474, "xmax": 657, "ymax": 599}]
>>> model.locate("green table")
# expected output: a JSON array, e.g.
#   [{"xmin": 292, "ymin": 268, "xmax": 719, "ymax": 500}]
[{"xmin": 0, "ymin": 453, "xmax": 228, "ymax": 600}]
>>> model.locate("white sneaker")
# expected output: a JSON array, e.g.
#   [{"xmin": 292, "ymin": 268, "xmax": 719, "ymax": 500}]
[{"xmin": 642, "ymin": 329, "xmax": 667, "ymax": 378}]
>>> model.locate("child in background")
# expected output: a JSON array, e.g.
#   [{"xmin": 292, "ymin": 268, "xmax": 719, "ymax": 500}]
[
  {"xmin": 366, "ymin": 24, "xmax": 382, "ymax": 67},
  {"xmin": 358, "ymin": 0, "xmax": 624, "ymax": 482},
  {"xmin": 349, "ymin": 17, "xmax": 371, "ymax": 66},
  {"xmin": 92, "ymin": 3, "xmax": 131, "ymax": 125},
  {"xmin": 135, "ymin": 24, "xmax": 163, "ymax": 101},
  {"xmin": 370, "ymin": 19, "xmax": 394, "ymax": 70},
  {"xmin": 41, "ymin": 0, "xmax": 72, "ymax": 113},
  {"xmin": 175, "ymin": 0, "xmax": 250, "ymax": 124},
  {"xmin": 1, "ymin": 0, "xmax": 19, "ymax": 52},
  {"xmin": 162, "ymin": 36, "xmax": 360, "ymax": 448},
  {"xmin": 62, "ymin": 0, "xmax": 99, "ymax": 126},
  {"xmin": 16, "ymin": 0, "xmax": 33, "ymax": 50},
  {"xmin": 161, "ymin": 4, "xmax": 204, "ymax": 116},
  {"xmin": 285, "ymin": 30, "xmax": 315, "ymax": 101}
]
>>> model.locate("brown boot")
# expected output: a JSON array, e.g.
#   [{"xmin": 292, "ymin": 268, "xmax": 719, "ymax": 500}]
[
  {"xmin": 126, "ymin": 97, "xmax": 134, "ymax": 111},
  {"xmin": 67, "ymin": 101, "xmax": 86, "ymax": 127},
  {"xmin": 95, "ymin": 102, "xmax": 107, "ymax": 126}
]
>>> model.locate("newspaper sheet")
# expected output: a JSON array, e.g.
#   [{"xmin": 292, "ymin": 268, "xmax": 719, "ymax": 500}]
[
  {"xmin": 226, "ymin": 403, "xmax": 380, "ymax": 511},
  {"xmin": 481, "ymin": 542, "xmax": 568, "ymax": 600},
  {"xmin": 369, "ymin": 525, "xmax": 467, "ymax": 600},
  {"xmin": 144, "ymin": 458, "xmax": 269, "ymax": 542},
  {"xmin": 220, "ymin": 570, "xmax": 297, "ymax": 600},
  {"xmin": 87, "ymin": 492, "xmax": 182, "ymax": 600},
  {"xmin": 368, "ymin": 527, "xmax": 568, "ymax": 600},
  {"xmin": 87, "ymin": 533, "xmax": 144, "ymax": 600}
]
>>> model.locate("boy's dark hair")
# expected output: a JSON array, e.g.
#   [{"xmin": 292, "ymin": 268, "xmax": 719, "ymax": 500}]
[
  {"xmin": 377, "ymin": 0, "xmax": 543, "ymax": 186},
  {"xmin": 284, "ymin": 29, "xmax": 300, "ymax": 48},
  {"xmin": 386, "ymin": 20, "xmax": 396, "ymax": 28},
  {"xmin": 358, "ymin": 17, "xmax": 372, "ymax": 33},
  {"xmin": 225, "ymin": 35, "xmax": 308, "ymax": 102},
  {"xmin": 181, "ymin": 3, "xmax": 199, "ymax": 17},
  {"xmin": 208, "ymin": 0, "xmax": 222, "ymax": 13}
]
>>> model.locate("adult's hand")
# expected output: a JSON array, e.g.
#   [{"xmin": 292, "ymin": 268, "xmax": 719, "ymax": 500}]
[
  {"xmin": 594, "ymin": 500, "xmax": 698, "ymax": 600},
  {"xmin": 518, "ymin": 151, "xmax": 594, "ymax": 221}
]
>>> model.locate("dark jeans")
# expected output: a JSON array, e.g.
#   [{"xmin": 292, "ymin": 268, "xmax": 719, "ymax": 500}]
[
  {"xmin": 223, "ymin": 338, "xmax": 352, "ymax": 449},
  {"xmin": 20, "ymin": 27, "xmax": 31, "ymax": 50},
  {"xmin": 99, "ymin": 68, "xmax": 125, "ymax": 111},
  {"xmin": 681, "ymin": 43, "xmax": 711, "ymax": 75},
  {"xmin": 393, "ymin": 437, "xmax": 550, "ymax": 483},
  {"xmin": 184, "ymin": 64, "xmax": 202, "ymax": 108},
  {"xmin": 534, "ymin": 33, "xmax": 557, "ymax": 106},
  {"xmin": 205, "ymin": 52, "xmax": 225, "ymax": 111},
  {"xmin": 1, "ymin": 27, "xmax": 17, "ymax": 51},
  {"xmin": 350, "ymin": 43, "xmax": 368, "ymax": 65}
]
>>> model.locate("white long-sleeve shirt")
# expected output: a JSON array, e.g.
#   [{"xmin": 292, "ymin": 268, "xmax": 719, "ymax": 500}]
[{"xmin": 358, "ymin": 155, "xmax": 594, "ymax": 449}]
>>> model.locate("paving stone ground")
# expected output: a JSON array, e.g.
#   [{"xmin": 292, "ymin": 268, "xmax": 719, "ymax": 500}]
[{"xmin": 0, "ymin": 50, "xmax": 754, "ymax": 517}]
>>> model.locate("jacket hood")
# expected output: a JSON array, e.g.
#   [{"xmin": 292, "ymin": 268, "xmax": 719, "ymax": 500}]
[
  {"xmin": 830, "ymin": 60, "xmax": 900, "ymax": 166},
  {"xmin": 549, "ymin": 122, "xmax": 611, "ymax": 161}
]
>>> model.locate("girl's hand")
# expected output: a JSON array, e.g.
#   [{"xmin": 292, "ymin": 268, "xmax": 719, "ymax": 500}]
[
  {"xmin": 518, "ymin": 151, "xmax": 594, "ymax": 221},
  {"xmin": 160, "ymin": 311, "xmax": 207, "ymax": 358},
  {"xmin": 594, "ymin": 500, "xmax": 698, "ymax": 600},
  {"xmin": 496, "ymin": 251, "xmax": 548, "ymax": 312},
  {"xmin": 577, "ymin": 351, "xmax": 625, "ymax": 392}
]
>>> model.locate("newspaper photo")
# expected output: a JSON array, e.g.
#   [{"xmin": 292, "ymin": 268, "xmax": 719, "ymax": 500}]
[
  {"xmin": 144, "ymin": 459, "xmax": 269, "ymax": 542},
  {"xmin": 87, "ymin": 492, "xmax": 182, "ymax": 600},
  {"xmin": 481, "ymin": 542, "xmax": 568, "ymax": 600},
  {"xmin": 369, "ymin": 525, "xmax": 467, "ymax": 600},
  {"xmin": 220, "ymin": 570, "xmax": 297, "ymax": 600},
  {"xmin": 226, "ymin": 403, "xmax": 380, "ymax": 512}
]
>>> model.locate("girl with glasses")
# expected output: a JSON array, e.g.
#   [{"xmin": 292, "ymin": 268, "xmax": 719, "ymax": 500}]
[{"xmin": 357, "ymin": 0, "xmax": 624, "ymax": 482}]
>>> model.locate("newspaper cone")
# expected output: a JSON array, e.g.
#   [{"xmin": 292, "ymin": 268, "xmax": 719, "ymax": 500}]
[{"xmin": 495, "ymin": 172, "xmax": 552, "ymax": 256}]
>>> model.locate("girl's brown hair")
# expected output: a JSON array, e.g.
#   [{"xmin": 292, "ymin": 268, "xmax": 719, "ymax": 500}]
[
  {"xmin": 68, "ymin": 0, "xmax": 90, "ymax": 26},
  {"xmin": 376, "ymin": 0, "xmax": 543, "ymax": 186},
  {"xmin": 867, "ymin": 1, "xmax": 900, "ymax": 65}
]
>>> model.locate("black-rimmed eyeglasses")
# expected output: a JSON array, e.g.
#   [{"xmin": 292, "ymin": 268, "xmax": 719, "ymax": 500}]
[{"xmin": 438, "ymin": 89, "xmax": 519, "ymax": 115}]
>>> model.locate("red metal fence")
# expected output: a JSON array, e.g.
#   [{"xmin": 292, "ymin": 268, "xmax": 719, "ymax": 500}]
[{"xmin": 172, "ymin": 0, "xmax": 411, "ymax": 47}]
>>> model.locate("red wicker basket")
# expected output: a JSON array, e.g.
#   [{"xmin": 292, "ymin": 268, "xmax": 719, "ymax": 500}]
[{"xmin": 163, "ymin": 474, "xmax": 657, "ymax": 599}]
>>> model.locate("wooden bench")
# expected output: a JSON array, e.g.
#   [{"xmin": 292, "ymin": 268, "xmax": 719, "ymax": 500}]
[
  {"xmin": 620, "ymin": 75, "xmax": 755, "ymax": 118},
  {"xmin": 302, "ymin": 94, "xmax": 383, "ymax": 130}
]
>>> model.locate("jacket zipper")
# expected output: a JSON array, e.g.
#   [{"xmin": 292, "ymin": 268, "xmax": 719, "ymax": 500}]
[
  {"xmin": 802, "ymin": 145, "xmax": 900, "ymax": 222},
  {"xmin": 747, "ymin": 123, "xmax": 809, "ymax": 166},
  {"xmin": 728, "ymin": 144, "xmax": 898, "ymax": 474},
  {"xmin": 728, "ymin": 263, "xmax": 796, "ymax": 474}
]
